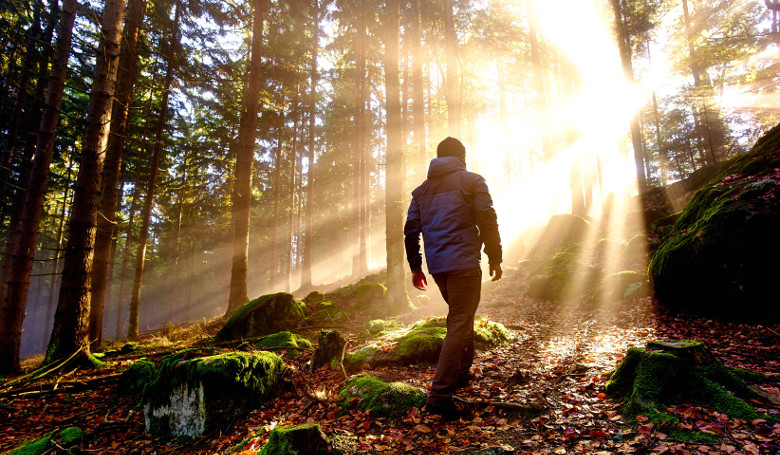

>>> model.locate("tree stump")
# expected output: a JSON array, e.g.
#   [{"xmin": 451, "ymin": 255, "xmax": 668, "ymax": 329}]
[
  {"xmin": 606, "ymin": 340, "xmax": 775, "ymax": 428},
  {"xmin": 312, "ymin": 330, "xmax": 346, "ymax": 369}
]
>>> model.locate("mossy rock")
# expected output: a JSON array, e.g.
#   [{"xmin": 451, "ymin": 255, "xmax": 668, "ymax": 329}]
[
  {"xmin": 530, "ymin": 214, "xmax": 591, "ymax": 258},
  {"xmin": 354, "ymin": 283, "xmax": 387, "ymax": 310},
  {"xmin": 257, "ymin": 423, "xmax": 334, "ymax": 454},
  {"xmin": 366, "ymin": 319, "xmax": 402, "ymax": 336},
  {"xmin": 143, "ymin": 350, "xmax": 285, "ymax": 437},
  {"xmin": 526, "ymin": 249, "xmax": 601, "ymax": 302},
  {"xmin": 649, "ymin": 124, "xmax": 780, "ymax": 321},
  {"xmin": 7, "ymin": 426, "xmax": 84, "ymax": 455},
  {"xmin": 217, "ymin": 293, "xmax": 305, "ymax": 342},
  {"xmin": 308, "ymin": 301, "xmax": 348, "ymax": 323},
  {"xmin": 312, "ymin": 330, "xmax": 346, "ymax": 369},
  {"xmin": 606, "ymin": 340, "xmax": 775, "ymax": 434},
  {"xmin": 327, "ymin": 270, "xmax": 387, "ymax": 300},
  {"xmin": 590, "ymin": 271, "xmax": 651, "ymax": 304},
  {"xmin": 338, "ymin": 375, "xmax": 425, "ymax": 418},
  {"xmin": 303, "ymin": 291, "xmax": 325, "ymax": 305},
  {"xmin": 254, "ymin": 331, "xmax": 312, "ymax": 356},
  {"xmin": 118, "ymin": 358, "xmax": 156, "ymax": 397},
  {"xmin": 343, "ymin": 317, "xmax": 510, "ymax": 373}
]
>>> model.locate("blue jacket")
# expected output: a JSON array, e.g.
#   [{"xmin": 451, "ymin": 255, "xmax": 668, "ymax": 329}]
[{"xmin": 404, "ymin": 156, "xmax": 502, "ymax": 274}]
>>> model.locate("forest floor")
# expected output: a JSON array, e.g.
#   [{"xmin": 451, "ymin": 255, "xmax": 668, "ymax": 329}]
[{"xmin": 2, "ymin": 280, "xmax": 780, "ymax": 454}]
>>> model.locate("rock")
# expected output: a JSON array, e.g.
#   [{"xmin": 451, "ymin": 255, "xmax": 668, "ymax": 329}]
[
  {"xmin": 605, "ymin": 340, "xmax": 771, "ymax": 428},
  {"xmin": 525, "ymin": 249, "xmax": 600, "ymax": 302},
  {"xmin": 344, "ymin": 317, "xmax": 510, "ymax": 373},
  {"xmin": 216, "ymin": 293, "xmax": 305, "ymax": 342},
  {"xmin": 7, "ymin": 426, "xmax": 84, "ymax": 455},
  {"xmin": 354, "ymin": 282, "xmax": 386, "ymax": 310},
  {"xmin": 589, "ymin": 271, "xmax": 651, "ymax": 304},
  {"xmin": 649, "ymin": 123, "xmax": 780, "ymax": 321},
  {"xmin": 257, "ymin": 423, "xmax": 334, "ymax": 454},
  {"xmin": 118, "ymin": 358, "xmax": 155, "ymax": 396},
  {"xmin": 303, "ymin": 290, "xmax": 325, "ymax": 305},
  {"xmin": 254, "ymin": 331, "xmax": 312, "ymax": 356},
  {"xmin": 366, "ymin": 319, "xmax": 402, "ymax": 336},
  {"xmin": 143, "ymin": 350, "xmax": 284, "ymax": 437},
  {"xmin": 312, "ymin": 330, "xmax": 346, "ymax": 369},
  {"xmin": 307, "ymin": 301, "xmax": 348, "ymax": 323},
  {"xmin": 529, "ymin": 214, "xmax": 591, "ymax": 258},
  {"xmin": 338, "ymin": 375, "xmax": 426, "ymax": 418}
]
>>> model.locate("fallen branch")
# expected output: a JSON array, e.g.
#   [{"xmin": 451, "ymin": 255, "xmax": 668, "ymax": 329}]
[
  {"xmin": 339, "ymin": 340, "xmax": 351, "ymax": 379},
  {"xmin": 453, "ymin": 396, "xmax": 545, "ymax": 414},
  {"xmin": 749, "ymin": 385, "xmax": 780, "ymax": 405},
  {"xmin": 0, "ymin": 374, "xmax": 121, "ymax": 399}
]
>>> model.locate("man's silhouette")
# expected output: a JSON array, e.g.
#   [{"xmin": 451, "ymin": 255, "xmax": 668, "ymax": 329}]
[{"xmin": 403, "ymin": 137, "xmax": 503, "ymax": 418}]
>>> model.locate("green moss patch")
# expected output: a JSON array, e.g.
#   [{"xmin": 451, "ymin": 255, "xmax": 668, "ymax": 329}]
[
  {"xmin": 649, "ymin": 123, "xmax": 780, "ymax": 321},
  {"xmin": 118, "ymin": 358, "xmax": 156, "ymax": 397},
  {"xmin": 366, "ymin": 319, "xmax": 402, "ymax": 336},
  {"xmin": 217, "ymin": 293, "xmax": 305, "ymax": 342},
  {"xmin": 526, "ymin": 249, "xmax": 601, "ymax": 302},
  {"xmin": 354, "ymin": 283, "xmax": 387, "ymax": 309},
  {"xmin": 343, "ymin": 317, "xmax": 509, "ymax": 373},
  {"xmin": 338, "ymin": 375, "xmax": 425, "ymax": 418},
  {"xmin": 143, "ymin": 350, "xmax": 285, "ymax": 436},
  {"xmin": 606, "ymin": 340, "xmax": 775, "ymax": 439},
  {"xmin": 7, "ymin": 426, "xmax": 84, "ymax": 455},
  {"xmin": 258, "ymin": 423, "xmax": 333, "ymax": 454},
  {"xmin": 253, "ymin": 331, "xmax": 312, "ymax": 356}
]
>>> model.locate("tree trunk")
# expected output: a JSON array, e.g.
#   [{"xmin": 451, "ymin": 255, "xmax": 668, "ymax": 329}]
[
  {"xmin": 114, "ymin": 184, "xmax": 138, "ymax": 340},
  {"xmin": 226, "ymin": 0, "xmax": 266, "ymax": 316},
  {"xmin": 271, "ymin": 138, "xmax": 282, "ymax": 290},
  {"xmin": 286, "ymin": 93, "xmax": 300, "ymax": 292},
  {"xmin": 128, "ymin": 2, "xmax": 180, "ymax": 338},
  {"xmin": 442, "ymin": 0, "xmax": 460, "ymax": 137},
  {"xmin": 300, "ymin": 0, "xmax": 319, "ymax": 290},
  {"xmin": 384, "ymin": 0, "xmax": 409, "ymax": 312},
  {"xmin": 609, "ymin": 0, "xmax": 646, "ymax": 193},
  {"xmin": 352, "ymin": 0, "xmax": 369, "ymax": 279},
  {"xmin": 89, "ymin": 0, "xmax": 147, "ymax": 347},
  {"xmin": 408, "ymin": 0, "xmax": 426, "ymax": 185},
  {"xmin": 0, "ymin": 0, "xmax": 78, "ymax": 374}
]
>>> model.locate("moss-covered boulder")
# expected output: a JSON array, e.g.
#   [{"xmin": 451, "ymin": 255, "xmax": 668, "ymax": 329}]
[
  {"xmin": 217, "ymin": 293, "xmax": 305, "ymax": 342},
  {"xmin": 354, "ymin": 283, "xmax": 386, "ymax": 310},
  {"xmin": 344, "ymin": 317, "xmax": 510, "ymax": 373},
  {"xmin": 338, "ymin": 375, "xmax": 426, "ymax": 418},
  {"xmin": 307, "ymin": 301, "xmax": 348, "ymax": 323},
  {"xmin": 530, "ymin": 214, "xmax": 591, "ymax": 258},
  {"xmin": 257, "ymin": 423, "xmax": 334, "ymax": 454},
  {"xmin": 590, "ymin": 271, "xmax": 651, "ymax": 304},
  {"xmin": 7, "ymin": 426, "xmax": 84, "ymax": 455},
  {"xmin": 366, "ymin": 319, "xmax": 402, "ymax": 336},
  {"xmin": 253, "ymin": 331, "xmax": 312, "ymax": 356},
  {"xmin": 606, "ymin": 340, "xmax": 774, "ymax": 432},
  {"xmin": 526, "ymin": 249, "xmax": 600, "ymax": 302},
  {"xmin": 303, "ymin": 291, "xmax": 325, "ymax": 305},
  {"xmin": 143, "ymin": 350, "xmax": 285, "ymax": 437},
  {"xmin": 312, "ymin": 330, "xmax": 346, "ymax": 369},
  {"xmin": 118, "ymin": 358, "xmax": 156, "ymax": 396},
  {"xmin": 650, "ymin": 124, "xmax": 780, "ymax": 321}
]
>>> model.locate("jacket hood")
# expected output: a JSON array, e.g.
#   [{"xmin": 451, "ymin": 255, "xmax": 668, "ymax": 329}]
[{"xmin": 427, "ymin": 156, "xmax": 466, "ymax": 179}]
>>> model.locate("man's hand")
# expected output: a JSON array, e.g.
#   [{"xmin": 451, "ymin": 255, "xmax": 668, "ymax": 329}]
[
  {"xmin": 412, "ymin": 271, "xmax": 428, "ymax": 291},
  {"xmin": 489, "ymin": 263, "xmax": 503, "ymax": 281}
]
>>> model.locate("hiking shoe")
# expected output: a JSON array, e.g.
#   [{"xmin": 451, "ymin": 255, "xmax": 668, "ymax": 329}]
[{"xmin": 425, "ymin": 400, "xmax": 469, "ymax": 421}]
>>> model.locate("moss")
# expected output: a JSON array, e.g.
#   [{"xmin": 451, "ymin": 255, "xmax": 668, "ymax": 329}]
[
  {"xmin": 312, "ymin": 330, "xmax": 346, "ymax": 369},
  {"xmin": 606, "ymin": 342, "xmax": 777, "ymax": 438},
  {"xmin": 530, "ymin": 214, "xmax": 591, "ymax": 258},
  {"xmin": 355, "ymin": 283, "xmax": 387, "ymax": 309},
  {"xmin": 650, "ymin": 124, "xmax": 780, "ymax": 321},
  {"xmin": 143, "ymin": 350, "xmax": 285, "ymax": 435},
  {"xmin": 344, "ymin": 317, "xmax": 508, "ymax": 372},
  {"xmin": 591, "ymin": 271, "xmax": 651, "ymax": 304},
  {"xmin": 258, "ymin": 423, "xmax": 332, "ymax": 455},
  {"xmin": 217, "ymin": 293, "xmax": 306, "ymax": 342},
  {"xmin": 303, "ymin": 291, "xmax": 325, "ymax": 305},
  {"xmin": 338, "ymin": 375, "xmax": 425, "ymax": 418},
  {"xmin": 254, "ymin": 331, "xmax": 312, "ymax": 356},
  {"xmin": 7, "ymin": 426, "xmax": 84, "ymax": 455},
  {"xmin": 366, "ymin": 319, "xmax": 402, "ymax": 336},
  {"xmin": 118, "ymin": 358, "xmax": 156, "ymax": 397}
]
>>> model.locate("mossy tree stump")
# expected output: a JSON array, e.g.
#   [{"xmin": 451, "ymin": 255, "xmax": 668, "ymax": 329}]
[
  {"xmin": 312, "ymin": 330, "xmax": 346, "ymax": 369},
  {"xmin": 338, "ymin": 375, "xmax": 426, "ymax": 418},
  {"xmin": 606, "ymin": 340, "xmax": 775, "ymax": 430},
  {"xmin": 257, "ymin": 423, "xmax": 334, "ymax": 454}
]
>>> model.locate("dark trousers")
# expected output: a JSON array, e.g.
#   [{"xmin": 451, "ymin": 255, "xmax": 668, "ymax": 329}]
[{"xmin": 426, "ymin": 266, "xmax": 482, "ymax": 406}]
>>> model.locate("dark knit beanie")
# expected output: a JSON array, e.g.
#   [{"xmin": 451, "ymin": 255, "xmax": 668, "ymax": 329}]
[{"xmin": 436, "ymin": 137, "xmax": 466, "ymax": 159}]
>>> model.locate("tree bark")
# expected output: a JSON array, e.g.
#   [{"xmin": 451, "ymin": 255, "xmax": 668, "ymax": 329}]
[
  {"xmin": 408, "ymin": 0, "xmax": 427, "ymax": 186},
  {"xmin": 89, "ymin": 0, "xmax": 147, "ymax": 347},
  {"xmin": 609, "ymin": 0, "xmax": 647, "ymax": 193},
  {"xmin": 0, "ymin": 0, "xmax": 78, "ymax": 373},
  {"xmin": 226, "ymin": 0, "xmax": 267, "ymax": 316},
  {"xmin": 271, "ymin": 138, "xmax": 282, "ymax": 290},
  {"xmin": 384, "ymin": 0, "xmax": 409, "ymax": 312},
  {"xmin": 115, "ymin": 184, "xmax": 139, "ymax": 340},
  {"xmin": 300, "ymin": 0, "xmax": 319, "ymax": 290},
  {"xmin": 128, "ymin": 1, "xmax": 181, "ymax": 339},
  {"xmin": 352, "ymin": 0, "xmax": 369, "ymax": 279}
]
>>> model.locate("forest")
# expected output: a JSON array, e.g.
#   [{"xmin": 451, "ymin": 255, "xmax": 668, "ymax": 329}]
[{"xmin": 1, "ymin": 0, "xmax": 779, "ymax": 453}]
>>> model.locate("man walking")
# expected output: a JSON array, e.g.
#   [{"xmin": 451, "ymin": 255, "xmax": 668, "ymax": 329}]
[{"xmin": 404, "ymin": 137, "xmax": 503, "ymax": 419}]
